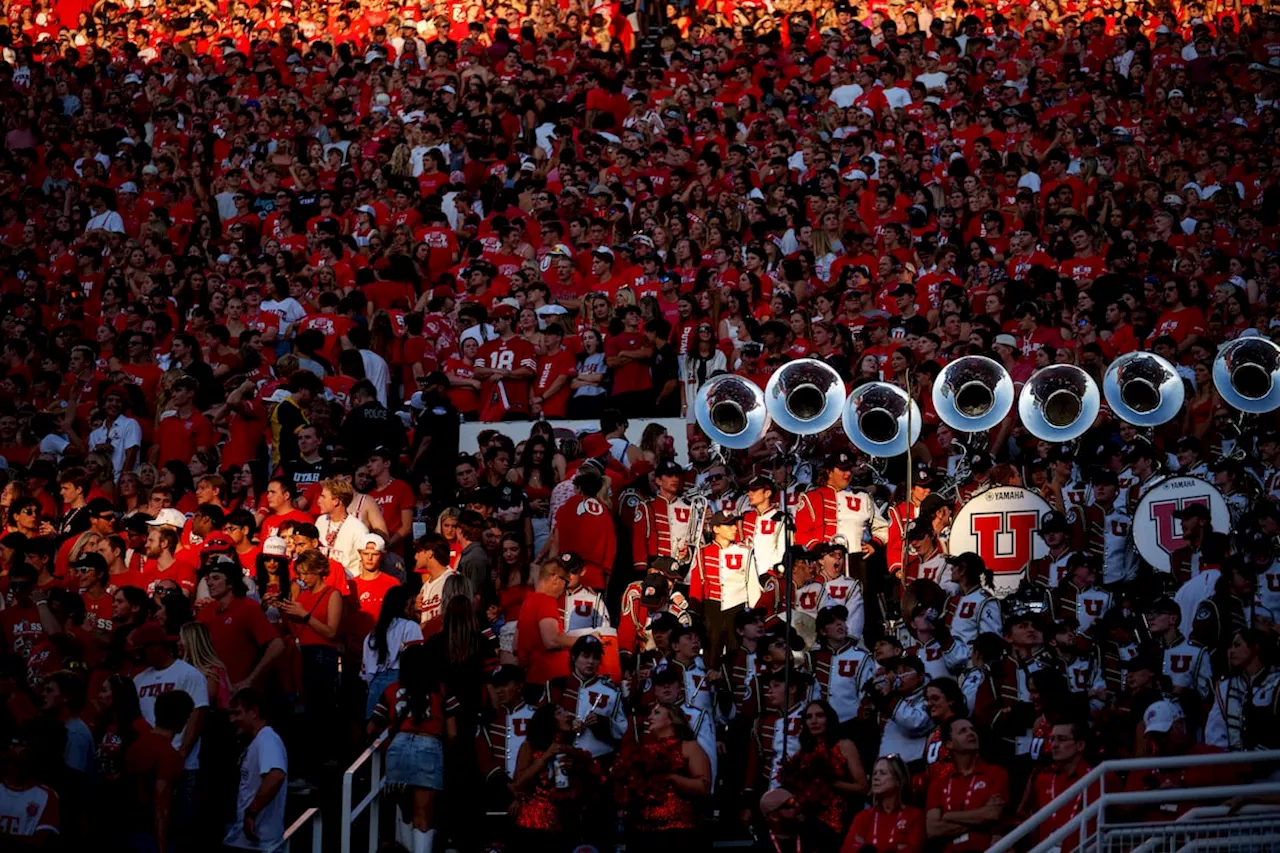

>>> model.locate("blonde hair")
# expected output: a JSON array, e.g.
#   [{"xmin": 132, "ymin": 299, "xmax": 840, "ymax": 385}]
[
  {"xmin": 179, "ymin": 622, "xmax": 227, "ymax": 680},
  {"xmin": 435, "ymin": 506, "xmax": 461, "ymax": 535},
  {"xmin": 321, "ymin": 477, "xmax": 354, "ymax": 506}
]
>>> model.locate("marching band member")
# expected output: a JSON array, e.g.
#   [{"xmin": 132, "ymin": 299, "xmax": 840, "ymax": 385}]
[
  {"xmin": 1046, "ymin": 622, "xmax": 1107, "ymax": 713},
  {"xmin": 740, "ymin": 476, "xmax": 786, "ymax": 578},
  {"xmin": 545, "ymin": 636, "xmax": 626, "ymax": 759},
  {"xmin": 1072, "ymin": 470, "xmax": 1137, "ymax": 587},
  {"xmin": 1143, "ymin": 598, "xmax": 1213, "ymax": 706},
  {"xmin": 720, "ymin": 609, "xmax": 768, "ymax": 722},
  {"xmin": 745, "ymin": 669, "xmax": 808, "ymax": 793},
  {"xmin": 1123, "ymin": 441, "xmax": 1164, "ymax": 516},
  {"xmin": 476, "ymin": 665, "xmax": 537, "ymax": 808},
  {"xmin": 630, "ymin": 460, "xmax": 694, "ymax": 575},
  {"xmin": 558, "ymin": 552, "xmax": 612, "ymax": 633},
  {"xmin": 945, "ymin": 553, "xmax": 1002, "ymax": 645},
  {"xmin": 811, "ymin": 542, "xmax": 865, "ymax": 642},
  {"xmin": 689, "ymin": 510, "xmax": 759, "ymax": 668},
  {"xmin": 865, "ymin": 656, "xmax": 933, "ymax": 762},
  {"xmin": 1167, "ymin": 503, "xmax": 1229, "ymax": 585},
  {"xmin": 1027, "ymin": 511, "xmax": 1074, "ymax": 590},
  {"xmin": 885, "ymin": 463, "xmax": 937, "ymax": 568},
  {"xmin": 1052, "ymin": 553, "xmax": 1113, "ymax": 637},
  {"xmin": 668, "ymin": 625, "xmax": 716, "ymax": 713},
  {"xmin": 809, "ymin": 606, "xmax": 875, "ymax": 725},
  {"xmin": 754, "ymin": 548, "xmax": 819, "ymax": 629},
  {"xmin": 896, "ymin": 522, "xmax": 955, "ymax": 595},
  {"xmin": 954, "ymin": 450, "xmax": 996, "ymax": 504},
  {"xmin": 898, "ymin": 603, "xmax": 969, "ymax": 681},
  {"xmin": 618, "ymin": 556, "xmax": 692, "ymax": 665},
  {"xmin": 794, "ymin": 450, "xmax": 889, "ymax": 559}
]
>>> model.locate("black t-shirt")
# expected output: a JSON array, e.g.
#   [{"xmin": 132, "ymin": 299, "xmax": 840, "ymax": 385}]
[{"xmin": 285, "ymin": 458, "xmax": 329, "ymax": 498}]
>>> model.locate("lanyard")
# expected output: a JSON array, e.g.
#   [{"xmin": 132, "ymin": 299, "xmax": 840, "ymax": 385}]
[
  {"xmin": 872, "ymin": 808, "xmax": 901, "ymax": 850},
  {"xmin": 769, "ymin": 832, "xmax": 800, "ymax": 853},
  {"xmin": 945, "ymin": 771, "xmax": 977, "ymax": 813}
]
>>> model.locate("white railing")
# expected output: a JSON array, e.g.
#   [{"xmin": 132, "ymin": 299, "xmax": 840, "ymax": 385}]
[
  {"xmin": 341, "ymin": 730, "xmax": 391, "ymax": 853},
  {"xmin": 269, "ymin": 807, "xmax": 322, "ymax": 853},
  {"xmin": 988, "ymin": 749, "xmax": 1280, "ymax": 853}
]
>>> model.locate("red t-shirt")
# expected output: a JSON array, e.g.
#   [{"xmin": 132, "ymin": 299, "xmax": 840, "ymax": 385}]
[
  {"xmin": 604, "ymin": 331, "xmax": 653, "ymax": 394},
  {"xmin": 123, "ymin": 731, "xmax": 185, "ymax": 826},
  {"xmin": 0, "ymin": 601, "xmax": 43, "ymax": 658},
  {"xmin": 143, "ymin": 559, "xmax": 197, "ymax": 597},
  {"xmin": 516, "ymin": 591, "xmax": 569, "ymax": 684},
  {"xmin": 925, "ymin": 760, "xmax": 1010, "ymax": 853},
  {"xmin": 534, "ymin": 348, "xmax": 577, "ymax": 418},
  {"xmin": 81, "ymin": 590, "xmax": 114, "ymax": 635},
  {"xmin": 155, "ymin": 410, "xmax": 216, "ymax": 467},
  {"xmin": 195, "ymin": 596, "xmax": 279, "ymax": 684},
  {"xmin": 369, "ymin": 479, "xmax": 414, "ymax": 530},
  {"xmin": 261, "ymin": 509, "xmax": 313, "ymax": 541},
  {"xmin": 348, "ymin": 573, "xmax": 401, "ymax": 642}
]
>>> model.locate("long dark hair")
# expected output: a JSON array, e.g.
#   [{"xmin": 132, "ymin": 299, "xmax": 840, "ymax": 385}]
[
  {"xmin": 256, "ymin": 553, "xmax": 292, "ymax": 602},
  {"xmin": 442, "ymin": 593, "xmax": 482, "ymax": 668},
  {"xmin": 797, "ymin": 699, "xmax": 842, "ymax": 751},
  {"xmin": 97, "ymin": 673, "xmax": 143, "ymax": 744},
  {"xmin": 161, "ymin": 460, "xmax": 196, "ymax": 503},
  {"xmin": 370, "ymin": 584, "xmax": 416, "ymax": 667},
  {"xmin": 396, "ymin": 643, "xmax": 443, "ymax": 723},
  {"xmin": 525, "ymin": 703, "xmax": 562, "ymax": 752}
]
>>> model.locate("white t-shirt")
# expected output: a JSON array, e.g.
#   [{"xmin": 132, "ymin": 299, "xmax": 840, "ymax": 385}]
[
  {"xmin": 225, "ymin": 726, "xmax": 288, "ymax": 850},
  {"xmin": 134, "ymin": 659, "xmax": 210, "ymax": 771},
  {"xmin": 85, "ymin": 209, "xmax": 126, "ymax": 233},
  {"xmin": 88, "ymin": 415, "xmax": 142, "ymax": 479},
  {"xmin": 360, "ymin": 350, "xmax": 391, "ymax": 406},
  {"xmin": 316, "ymin": 513, "xmax": 369, "ymax": 576},
  {"xmin": 361, "ymin": 618, "xmax": 424, "ymax": 680}
]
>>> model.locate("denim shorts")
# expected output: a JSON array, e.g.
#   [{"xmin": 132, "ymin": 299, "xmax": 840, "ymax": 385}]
[{"xmin": 386, "ymin": 732, "xmax": 444, "ymax": 790}]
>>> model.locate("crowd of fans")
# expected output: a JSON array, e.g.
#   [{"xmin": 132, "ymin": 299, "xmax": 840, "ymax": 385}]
[{"xmin": 2, "ymin": 0, "xmax": 1280, "ymax": 851}]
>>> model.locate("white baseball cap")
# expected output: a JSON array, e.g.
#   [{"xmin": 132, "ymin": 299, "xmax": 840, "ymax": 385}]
[
  {"xmin": 994, "ymin": 333, "xmax": 1019, "ymax": 349},
  {"xmin": 262, "ymin": 536, "xmax": 289, "ymax": 557},
  {"xmin": 1143, "ymin": 699, "xmax": 1186, "ymax": 734},
  {"xmin": 360, "ymin": 534, "xmax": 386, "ymax": 552},
  {"xmin": 147, "ymin": 508, "xmax": 187, "ymax": 529}
]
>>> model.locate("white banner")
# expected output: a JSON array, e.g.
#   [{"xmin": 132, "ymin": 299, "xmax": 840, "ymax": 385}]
[
  {"xmin": 1133, "ymin": 476, "xmax": 1230, "ymax": 572},
  {"xmin": 950, "ymin": 486, "xmax": 1054, "ymax": 598},
  {"xmin": 459, "ymin": 418, "xmax": 690, "ymax": 465}
]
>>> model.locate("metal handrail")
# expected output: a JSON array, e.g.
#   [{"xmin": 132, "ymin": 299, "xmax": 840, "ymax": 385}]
[
  {"xmin": 988, "ymin": 749, "xmax": 1280, "ymax": 853},
  {"xmin": 270, "ymin": 807, "xmax": 322, "ymax": 853},
  {"xmin": 341, "ymin": 729, "xmax": 391, "ymax": 853},
  {"xmin": 1029, "ymin": 783, "xmax": 1280, "ymax": 853}
]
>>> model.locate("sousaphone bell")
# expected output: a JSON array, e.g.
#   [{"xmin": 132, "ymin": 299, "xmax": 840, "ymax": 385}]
[
  {"xmin": 932, "ymin": 355, "xmax": 1015, "ymax": 433},
  {"xmin": 1213, "ymin": 335, "xmax": 1280, "ymax": 414},
  {"xmin": 693, "ymin": 374, "xmax": 770, "ymax": 450},
  {"xmin": 842, "ymin": 381, "xmax": 922, "ymax": 457},
  {"xmin": 1103, "ymin": 351, "xmax": 1185, "ymax": 427},
  {"xmin": 763, "ymin": 358, "xmax": 847, "ymax": 436},
  {"xmin": 1018, "ymin": 365, "xmax": 1100, "ymax": 443}
]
